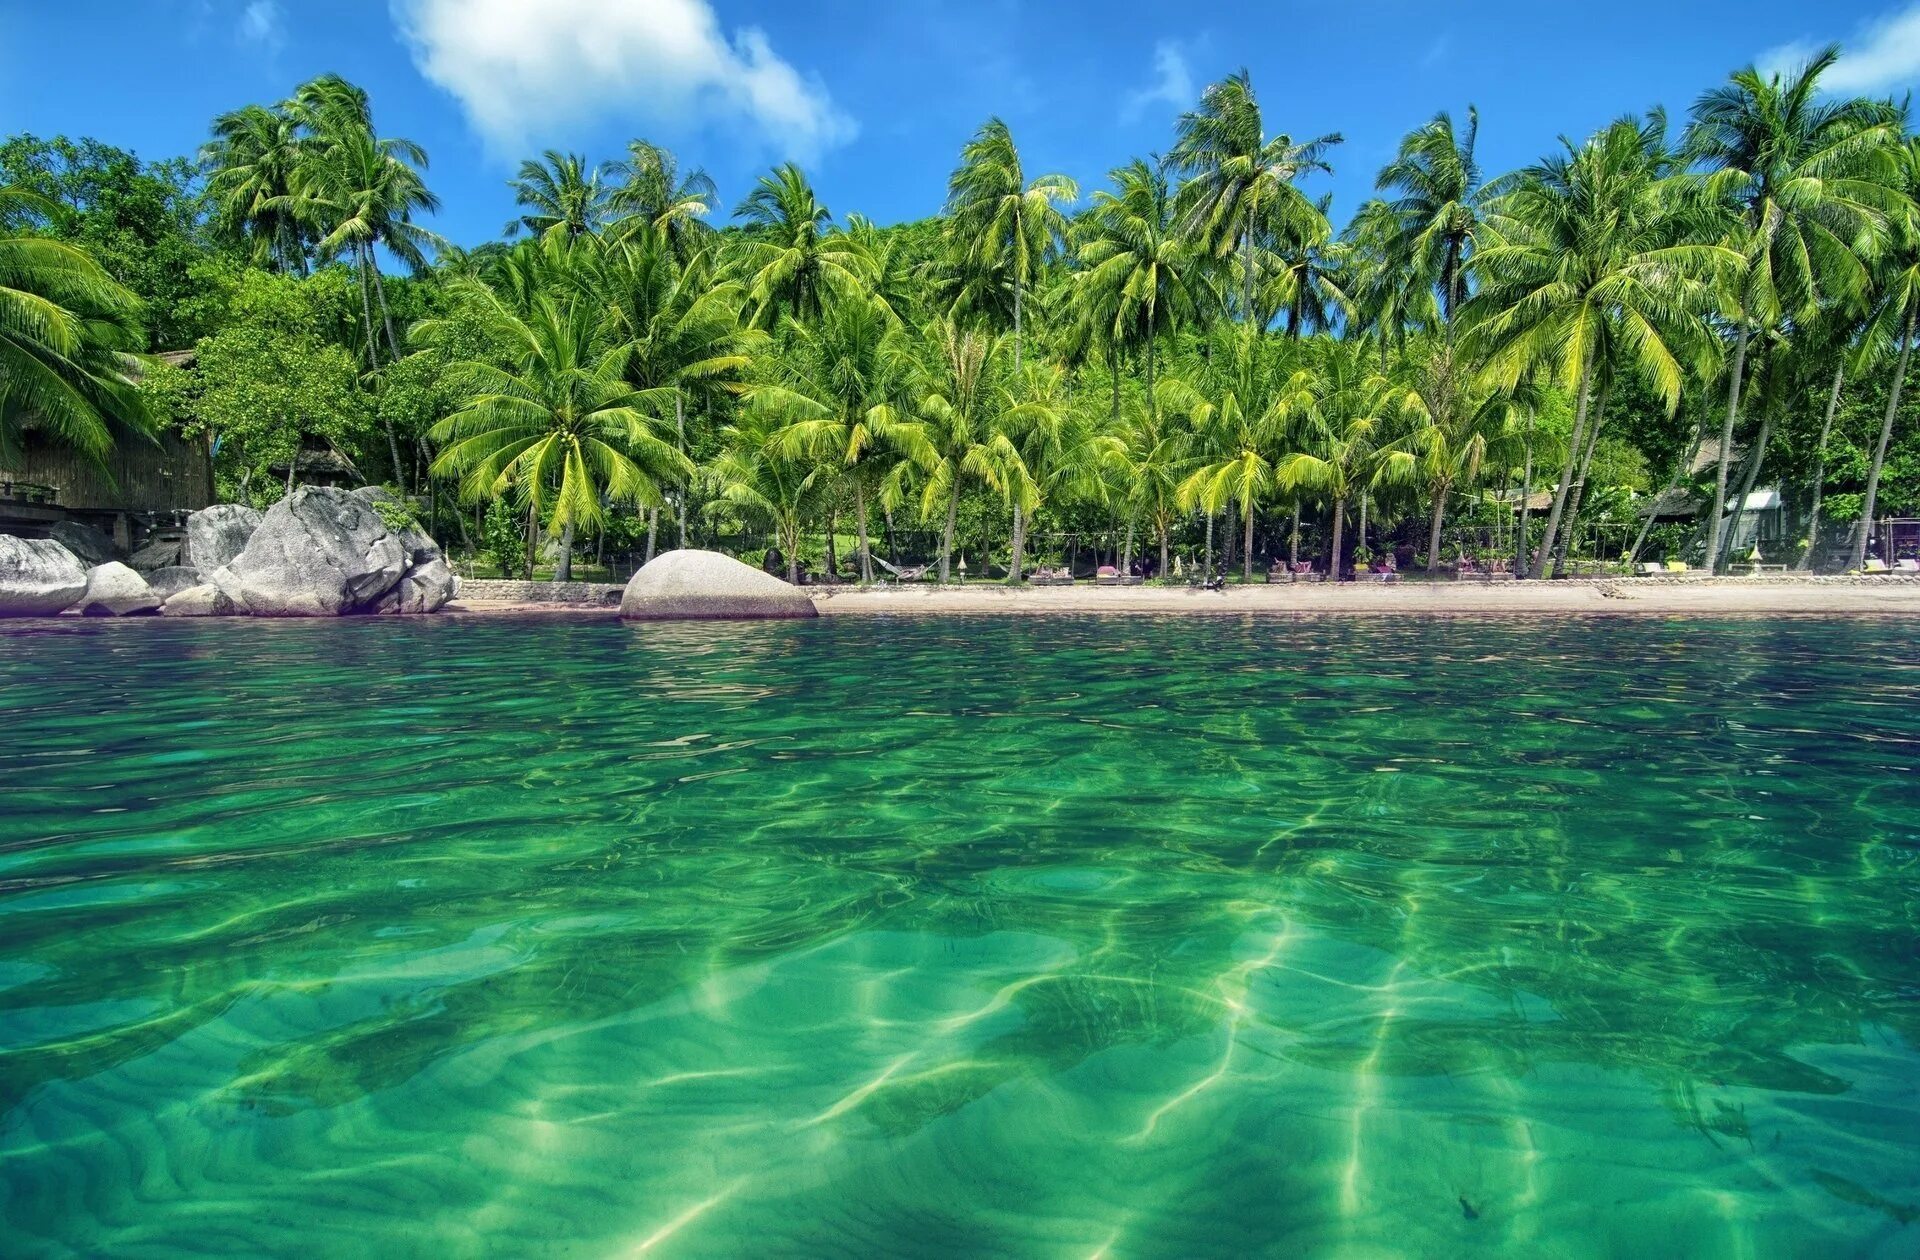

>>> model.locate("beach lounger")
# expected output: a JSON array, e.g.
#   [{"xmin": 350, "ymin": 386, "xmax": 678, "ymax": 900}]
[{"xmin": 1094, "ymin": 565, "xmax": 1140, "ymax": 586}]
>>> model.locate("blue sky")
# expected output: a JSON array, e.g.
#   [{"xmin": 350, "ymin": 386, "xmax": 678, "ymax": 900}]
[{"xmin": 3, "ymin": 0, "xmax": 1919, "ymax": 250}]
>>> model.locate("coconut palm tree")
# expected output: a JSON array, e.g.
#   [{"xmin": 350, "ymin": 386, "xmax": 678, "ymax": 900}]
[
  {"xmin": 909, "ymin": 319, "xmax": 1018, "ymax": 581},
  {"xmin": 1469, "ymin": 113, "xmax": 1732, "ymax": 578},
  {"xmin": 943, "ymin": 118, "xmax": 1078, "ymax": 369},
  {"xmin": 733, "ymin": 163, "xmax": 873, "ymax": 329},
  {"xmin": 1399, "ymin": 338, "xmax": 1529, "ymax": 570},
  {"xmin": 1376, "ymin": 107, "xmax": 1483, "ymax": 329},
  {"xmin": 608, "ymin": 140, "xmax": 716, "ymax": 261},
  {"xmin": 0, "ymin": 186, "xmax": 148, "ymax": 463},
  {"xmin": 1165, "ymin": 328, "xmax": 1303, "ymax": 578},
  {"xmin": 425, "ymin": 277, "xmax": 689, "ymax": 582},
  {"xmin": 1685, "ymin": 45, "xmax": 1904, "ymax": 570},
  {"xmin": 1113, "ymin": 396, "xmax": 1194, "ymax": 579},
  {"xmin": 751, "ymin": 294, "xmax": 930, "ymax": 581},
  {"xmin": 704, "ymin": 407, "xmax": 823, "ymax": 583},
  {"xmin": 1264, "ymin": 194, "xmax": 1351, "ymax": 337},
  {"xmin": 1850, "ymin": 137, "xmax": 1920, "ymax": 570},
  {"xmin": 505, "ymin": 150, "xmax": 609, "ymax": 240},
  {"xmin": 997, "ymin": 360, "xmax": 1111, "ymax": 579},
  {"xmin": 1343, "ymin": 198, "xmax": 1439, "ymax": 364},
  {"xmin": 587, "ymin": 232, "xmax": 757, "ymax": 550},
  {"xmin": 1170, "ymin": 70, "xmax": 1341, "ymax": 324},
  {"xmin": 1275, "ymin": 337, "xmax": 1416, "ymax": 578},
  {"xmin": 203, "ymin": 103, "xmax": 311, "ymax": 274},
  {"xmin": 1071, "ymin": 158, "xmax": 1209, "ymax": 414}
]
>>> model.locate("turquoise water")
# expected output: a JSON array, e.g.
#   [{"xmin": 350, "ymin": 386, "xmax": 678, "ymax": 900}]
[{"xmin": 1, "ymin": 614, "xmax": 1917, "ymax": 1257}]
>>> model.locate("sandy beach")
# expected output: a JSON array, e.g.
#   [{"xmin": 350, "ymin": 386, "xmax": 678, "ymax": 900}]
[{"xmin": 446, "ymin": 576, "xmax": 1920, "ymax": 618}]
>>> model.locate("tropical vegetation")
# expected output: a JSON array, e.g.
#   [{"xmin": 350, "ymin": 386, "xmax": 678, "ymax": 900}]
[{"xmin": 6, "ymin": 47, "xmax": 1920, "ymax": 579}]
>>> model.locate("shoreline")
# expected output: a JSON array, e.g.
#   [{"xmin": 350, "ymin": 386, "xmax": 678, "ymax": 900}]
[{"xmin": 444, "ymin": 576, "xmax": 1920, "ymax": 618}]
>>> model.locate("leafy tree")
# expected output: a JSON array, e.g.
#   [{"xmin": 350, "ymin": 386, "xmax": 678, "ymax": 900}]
[
  {"xmin": 732, "ymin": 163, "xmax": 872, "ymax": 328},
  {"xmin": 0, "ymin": 184, "xmax": 149, "ymax": 462},
  {"xmin": 943, "ymin": 119, "xmax": 1077, "ymax": 368}
]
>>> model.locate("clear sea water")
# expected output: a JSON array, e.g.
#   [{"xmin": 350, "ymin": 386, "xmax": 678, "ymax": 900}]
[{"xmin": 1, "ymin": 614, "xmax": 1916, "ymax": 1257}]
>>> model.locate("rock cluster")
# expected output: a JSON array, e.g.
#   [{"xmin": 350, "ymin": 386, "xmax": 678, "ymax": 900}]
[
  {"xmin": 1, "ymin": 487, "xmax": 457, "ymax": 617},
  {"xmin": 619, "ymin": 549, "xmax": 818, "ymax": 621}
]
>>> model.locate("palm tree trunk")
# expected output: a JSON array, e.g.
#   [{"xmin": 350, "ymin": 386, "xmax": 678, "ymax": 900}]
[
  {"xmin": 369, "ymin": 249, "xmax": 403, "ymax": 364},
  {"xmin": 1798, "ymin": 362, "xmax": 1845, "ymax": 571},
  {"xmin": 645, "ymin": 507, "xmax": 658, "ymax": 563},
  {"xmin": 784, "ymin": 518, "xmax": 800, "ymax": 584},
  {"xmin": 1330, "ymin": 499, "xmax": 1346, "ymax": 580},
  {"xmin": 674, "ymin": 391, "xmax": 688, "ymax": 548},
  {"xmin": 1424, "ymin": 484, "xmax": 1450, "ymax": 572},
  {"xmin": 939, "ymin": 477, "xmax": 960, "ymax": 583},
  {"xmin": 1123, "ymin": 519, "xmax": 1135, "ymax": 573},
  {"xmin": 1553, "ymin": 408, "xmax": 1606, "ymax": 577},
  {"xmin": 1009, "ymin": 502, "xmax": 1027, "ymax": 581},
  {"xmin": 1241, "ymin": 224, "xmax": 1256, "ymax": 326},
  {"xmin": 1530, "ymin": 344, "xmax": 1598, "ymax": 579},
  {"xmin": 1013, "ymin": 279, "xmax": 1022, "ymax": 373},
  {"xmin": 1628, "ymin": 411, "xmax": 1705, "ymax": 569},
  {"xmin": 353, "ymin": 245, "xmax": 408, "ymax": 492},
  {"xmin": 854, "ymin": 481, "xmax": 873, "ymax": 582},
  {"xmin": 1202, "ymin": 511, "xmax": 1213, "ymax": 581},
  {"xmin": 555, "ymin": 521, "xmax": 574, "ymax": 583},
  {"xmin": 1706, "ymin": 323, "xmax": 1750, "ymax": 573},
  {"xmin": 1852, "ymin": 299, "xmax": 1914, "ymax": 571},
  {"xmin": 1358, "ymin": 493, "xmax": 1368, "ymax": 554},
  {"xmin": 824, "ymin": 501, "xmax": 837, "ymax": 578},
  {"xmin": 1515, "ymin": 413, "xmax": 1536, "ymax": 576},
  {"xmin": 1242, "ymin": 504, "xmax": 1254, "ymax": 579},
  {"xmin": 1719, "ymin": 399, "xmax": 1775, "ymax": 572},
  {"xmin": 523, "ymin": 501, "xmax": 537, "ymax": 580},
  {"xmin": 1289, "ymin": 503, "xmax": 1301, "ymax": 568}
]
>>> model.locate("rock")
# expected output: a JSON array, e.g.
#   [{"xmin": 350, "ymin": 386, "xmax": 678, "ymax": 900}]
[
  {"xmin": 79, "ymin": 562, "xmax": 162, "ymax": 616},
  {"xmin": 619, "ymin": 548, "xmax": 819, "ymax": 621},
  {"xmin": 161, "ymin": 584, "xmax": 244, "ymax": 617},
  {"xmin": 186, "ymin": 504, "xmax": 262, "ymax": 571},
  {"xmin": 143, "ymin": 566, "xmax": 205, "ymax": 600},
  {"xmin": 221, "ymin": 486, "xmax": 407, "ymax": 616},
  {"xmin": 0, "ymin": 536, "xmax": 88, "ymax": 616},
  {"xmin": 128, "ymin": 536, "xmax": 184, "ymax": 572},
  {"xmin": 353, "ymin": 487, "xmax": 456, "ymax": 614},
  {"xmin": 48, "ymin": 520, "xmax": 122, "ymax": 567}
]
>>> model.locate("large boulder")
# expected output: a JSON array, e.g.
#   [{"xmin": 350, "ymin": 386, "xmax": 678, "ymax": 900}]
[
  {"xmin": 216, "ymin": 486, "xmax": 407, "ymax": 616},
  {"xmin": 619, "ymin": 549, "xmax": 819, "ymax": 621},
  {"xmin": 79, "ymin": 562, "xmax": 162, "ymax": 616},
  {"xmin": 48, "ymin": 520, "xmax": 122, "ymax": 567},
  {"xmin": 143, "ymin": 566, "xmax": 205, "ymax": 600},
  {"xmin": 161, "ymin": 584, "xmax": 244, "ymax": 617},
  {"xmin": 0, "ymin": 536, "xmax": 88, "ymax": 616},
  {"xmin": 186, "ymin": 504, "xmax": 262, "ymax": 571},
  {"xmin": 353, "ymin": 487, "xmax": 456, "ymax": 614}
]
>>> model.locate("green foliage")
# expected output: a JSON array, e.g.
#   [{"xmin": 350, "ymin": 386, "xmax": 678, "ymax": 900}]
[{"xmin": 481, "ymin": 498, "xmax": 525, "ymax": 577}]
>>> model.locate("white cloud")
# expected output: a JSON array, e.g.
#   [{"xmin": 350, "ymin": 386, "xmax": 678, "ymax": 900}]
[
  {"xmin": 1123, "ymin": 40, "xmax": 1194, "ymax": 123},
  {"xmin": 238, "ymin": 0, "xmax": 284, "ymax": 52},
  {"xmin": 1759, "ymin": 4, "xmax": 1920, "ymax": 92},
  {"xmin": 390, "ymin": 0, "xmax": 854, "ymax": 158}
]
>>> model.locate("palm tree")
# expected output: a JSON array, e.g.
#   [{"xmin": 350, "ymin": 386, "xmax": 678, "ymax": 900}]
[
  {"xmin": 751, "ymin": 294, "xmax": 929, "ymax": 581},
  {"xmin": 1376, "ymin": 107, "xmax": 1483, "ymax": 329},
  {"xmin": 1165, "ymin": 329, "xmax": 1301, "ymax": 578},
  {"xmin": 1850, "ymin": 137, "xmax": 1920, "ymax": 570},
  {"xmin": 588, "ymin": 232, "xmax": 757, "ymax": 550},
  {"xmin": 1400, "ymin": 338, "xmax": 1527, "ymax": 569},
  {"xmin": 997, "ymin": 360, "xmax": 1110, "ymax": 579},
  {"xmin": 0, "ymin": 186, "xmax": 148, "ymax": 463},
  {"xmin": 732, "ymin": 164, "xmax": 874, "ymax": 329},
  {"xmin": 1113, "ymin": 397, "xmax": 1193, "ymax": 579},
  {"xmin": 1275, "ymin": 338, "xmax": 1415, "ymax": 576},
  {"xmin": 1071, "ymin": 159, "xmax": 1208, "ymax": 413},
  {"xmin": 425, "ymin": 274, "xmax": 689, "ymax": 582},
  {"xmin": 943, "ymin": 119, "xmax": 1078, "ymax": 369},
  {"xmin": 1343, "ymin": 198, "xmax": 1440, "ymax": 363},
  {"xmin": 1264, "ymin": 195, "xmax": 1351, "ymax": 337},
  {"xmin": 608, "ymin": 140, "xmax": 716, "ymax": 261},
  {"xmin": 705, "ymin": 408, "xmax": 822, "ymax": 583},
  {"xmin": 1170, "ymin": 70, "xmax": 1341, "ymax": 324},
  {"xmin": 505, "ymin": 150, "xmax": 608, "ymax": 240},
  {"xmin": 1469, "ymin": 113, "xmax": 1731, "ymax": 578},
  {"xmin": 910, "ymin": 320, "xmax": 1015, "ymax": 581},
  {"xmin": 1685, "ymin": 45, "xmax": 1903, "ymax": 570},
  {"xmin": 203, "ymin": 103, "xmax": 310, "ymax": 273}
]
